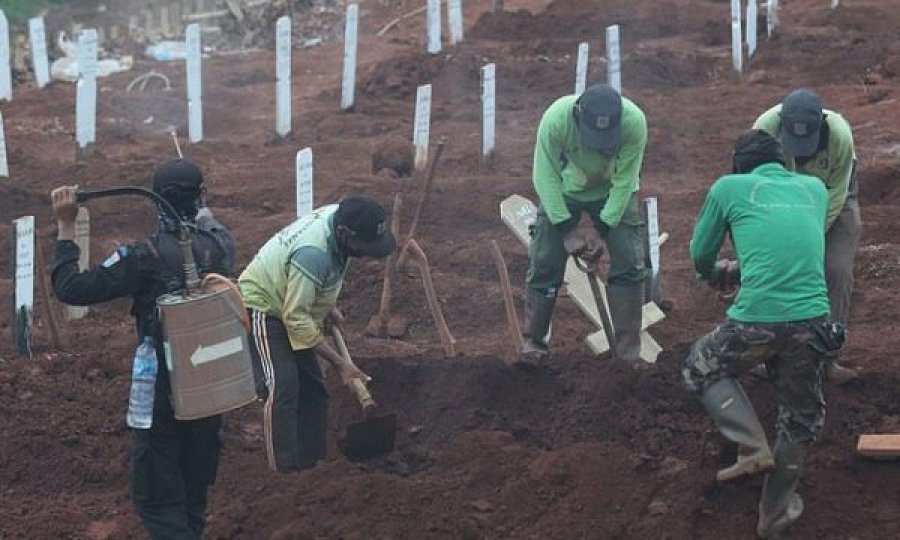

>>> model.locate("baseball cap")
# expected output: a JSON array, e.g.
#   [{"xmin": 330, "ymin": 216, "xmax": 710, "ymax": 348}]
[
  {"xmin": 576, "ymin": 84, "xmax": 622, "ymax": 155},
  {"xmin": 779, "ymin": 89, "xmax": 823, "ymax": 158},
  {"xmin": 335, "ymin": 196, "xmax": 396, "ymax": 258}
]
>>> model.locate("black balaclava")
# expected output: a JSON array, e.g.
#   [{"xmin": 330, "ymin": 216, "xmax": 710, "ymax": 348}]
[
  {"xmin": 152, "ymin": 159, "xmax": 206, "ymax": 228},
  {"xmin": 732, "ymin": 129, "xmax": 786, "ymax": 174}
]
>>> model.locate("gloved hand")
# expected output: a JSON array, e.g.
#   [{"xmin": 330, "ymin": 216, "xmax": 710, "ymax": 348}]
[
  {"xmin": 708, "ymin": 259, "xmax": 741, "ymax": 292},
  {"xmin": 564, "ymin": 228, "xmax": 605, "ymax": 259}
]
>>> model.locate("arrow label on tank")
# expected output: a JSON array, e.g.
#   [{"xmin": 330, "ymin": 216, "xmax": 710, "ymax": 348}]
[{"xmin": 190, "ymin": 337, "xmax": 244, "ymax": 366}]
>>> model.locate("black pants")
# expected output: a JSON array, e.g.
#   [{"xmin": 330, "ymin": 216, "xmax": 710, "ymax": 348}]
[
  {"xmin": 249, "ymin": 310, "xmax": 329, "ymax": 473},
  {"xmin": 130, "ymin": 401, "xmax": 221, "ymax": 540}
]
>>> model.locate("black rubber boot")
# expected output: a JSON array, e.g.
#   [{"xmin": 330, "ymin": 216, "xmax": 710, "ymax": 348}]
[
  {"xmin": 757, "ymin": 433, "xmax": 808, "ymax": 538},
  {"xmin": 606, "ymin": 283, "xmax": 644, "ymax": 365},
  {"xmin": 515, "ymin": 289, "xmax": 556, "ymax": 369}
]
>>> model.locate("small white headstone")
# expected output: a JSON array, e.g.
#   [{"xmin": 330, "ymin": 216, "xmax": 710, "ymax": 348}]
[
  {"xmin": 746, "ymin": 0, "xmax": 757, "ymax": 59},
  {"xmin": 413, "ymin": 84, "xmax": 432, "ymax": 171},
  {"xmin": 275, "ymin": 16, "xmax": 291, "ymax": 137},
  {"xmin": 574, "ymin": 42, "xmax": 589, "ymax": 95},
  {"xmin": 186, "ymin": 23, "xmax": 203, "ymax": 143},
  {"xmin": 731, "ymin": 0, "xmax": 743, "ymax": 74},
  {"xmin": 481, "ymin": 63, "xmax": 496, "ymax": 158},
  {"xmin": 767, "ymin": 0, "xmax": 778, "ymax": 38},
  {"xmin": 341, "ymin": 4, "xmax": 359, "ymax": 111},
  {"xmin": 296, "ymin": 148, "xmax": 313, "ymax": 218},
  {"xmin": 644, "ymin": 197, "xmax": 662, "ymax": 304},
  {"xmin": 14, "ymin": 215, "xmax": 35, "ymax": 339},
  {"xmin": 448, "ymin": 0, "xmax": 464, "ymax": 45},
  {"xmin": 605, "ymin": 25, "xmax": 621, "ymax": 93},
  {"xmin": 832, "ymin": 0, "xmax": 839, "ymax": 8},
  {"xmin": 28, "ymin": 17, "xmax": 50, "ymax": 88},
  {"xmin": 0, "ymin": 111, "xmax": 8, "ymax": 177},
  {"xmin": 68, "ymin": 208, "xmax": 90, "ymax": 320},
  {"xmin": 76, "ymin": 29, "xmax": 99, "ymax": 150},
  {"xmin": 0, "ymin": 10, "xmax": 11, "ymax": 101},
  {"xmin": 427, "ymin": 0, "xmax": 442, "ymax": 54}
]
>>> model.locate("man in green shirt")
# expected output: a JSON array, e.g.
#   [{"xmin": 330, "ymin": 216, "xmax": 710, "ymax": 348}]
[
  {"xmin": 521, "ymin": 83, "xmax": 648, "ymax": 368},
  {"xmin": 684, "ymin": 130, "xmax": 842, "ymax": 538},
  {"xmin": 239, "ymin": 196, "xmax": 395, "ymax": 472},
  {"xmin": 753, "ymin": 89, "xmax": 861, "ymax": 382}
]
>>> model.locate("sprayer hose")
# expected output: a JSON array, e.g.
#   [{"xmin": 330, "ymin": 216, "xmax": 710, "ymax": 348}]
[{"xmin": 201, "ymin": 273, "xmax": 251, "ymax": 333}]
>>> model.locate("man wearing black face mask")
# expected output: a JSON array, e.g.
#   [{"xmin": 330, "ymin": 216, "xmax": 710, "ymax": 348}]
[
  {"xmin": 50, "ymin": 159, "xmax": 236, "ymax": 539},
  {"xmin": 239, "ymin": 196, "xmax": 395, "ymax": 472},
  {"xmin": 521, "ymin": 83, "xmax": 648, "ymax": 369},
  {"xmin": 753, "ymin": 89, "xmax": 860, "ymax": 383}
]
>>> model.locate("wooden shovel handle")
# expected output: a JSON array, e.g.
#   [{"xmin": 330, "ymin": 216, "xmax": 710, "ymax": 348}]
[{"xmin": 333, "ymin": 326, "xmax": 376, "ymax": 410}]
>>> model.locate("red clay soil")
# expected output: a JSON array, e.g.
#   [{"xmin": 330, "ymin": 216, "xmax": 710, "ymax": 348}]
[{"xmin": 2, "ymin": 0, "xmax": 900, "ymax": 538}]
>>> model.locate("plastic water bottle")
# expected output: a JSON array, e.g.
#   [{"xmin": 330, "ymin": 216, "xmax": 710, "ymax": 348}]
[{"xmin": 126, "ymin": 337, "xmax": 158, "ymax": 429}]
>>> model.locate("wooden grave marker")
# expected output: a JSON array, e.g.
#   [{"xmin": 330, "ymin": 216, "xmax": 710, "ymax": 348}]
[
  {"xmin": 76, "ymin": 29, "xmax": 99, "ymax": 152},
  {"xmin": 341, "ymin": 4, "xmax": 358, "ymax": 111},
  {"xmin": 68, "ymin": 208, "xmax": 90, "ymax": 320},
  {"xmin": 0, "ymin": 10, "xmax": 11, "ymax": 101},
  {"xmin": 13, "ymin": 216, "xmax": 35, "ymax": 356},
  {"xmin": 481, "ymin": 63, "xmax": 495, "ymax": 159},
  {"xmin": 29, "ymin": 17, "xmax": 50, "ymax": 88},
  {"xmin": 296, "ymin": 148, "xmax": 313, "ymax": 218},
  {"xmin": 426, "ymin": 0, "xmax": 441, "ymax": 54},
  {"xmin": 186, "ymin": 23, "xmax": 203, "ymax": 143},
  {"xmin": 275, "ymin": 15, "xmax": 291, "ymax": 137},
  {"xmin": 574, "ymin": 42, "xmax": 589, "ymax": 95},
  {"xmin": 606, "ymin": 25, "xmax": 621, "ymax": 93},
  {"xmin": 413, "ymin": 83, "xmax": 432, "ymax": 171}
]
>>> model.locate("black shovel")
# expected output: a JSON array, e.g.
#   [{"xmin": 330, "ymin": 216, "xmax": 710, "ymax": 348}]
[{"xmin": 332, "ymin": 326, "xmax": 397, "ymax": 460}]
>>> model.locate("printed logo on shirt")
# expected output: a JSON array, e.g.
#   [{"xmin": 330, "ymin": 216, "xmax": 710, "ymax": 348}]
[{"xmin": 817, "ymin": 155, "xmax": 829, "ymax": 169}]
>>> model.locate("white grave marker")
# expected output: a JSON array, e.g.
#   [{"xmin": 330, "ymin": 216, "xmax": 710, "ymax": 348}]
[
  {"xmin": 0, "ymin": 111, "xmax": 8, "ymax": 177},
  {"xmin": 606, "ymin": 25, "xmax": 621, "ymax": 93},
  {"xmin": 481, "ymin": 63, "xmax": 495, "ymax": 158},
  {"xmin": 746, "ymin": 0, "xmax": 757, "ymax": 59},
  {"xmin": 644, "ymin": 197, "xmax": 662, "ymax": 304},
  {"xmin": 275, "ymin": 16, "xmax": 291, "ymax": 137},
  {"xmin": 427, "ymin": 0, "xmax": 442, "ymax": 54},
  {"xmin": 574, "ymin": 42, "xmax": 589, "ymax": 95},
  {"xmin": 413, "ymin": 84, "xmax": 432, "ymax": 171},
  {"xmin": 13, "ymin": 215, "xmax": 35, "ymax": 355},
  {"xmin": 448, "ymin": 0, "xmax": 464, "ymax": 45},
  {"xmin": 160, "ymin": 5, "xmax": 171, "ymax": 37},
  {"xmin": 0, "ymin": 10, "xmax": 11, "ymax": 101},
  {"xmin": 296, "ymin": 148, "xmax": 313, "ymax": 218},
  {"xmin": 832, "ymin": 0, "xmax": 839, "ymax": 8},
  {"xmin": 68, "ymin": 208, "xmax": 90, "ymax": 319},
  {"xmin": 186, "ymin": 23, "xmax": 203, "ymax": 143},
  {"xmin": 341, "ymin": 4, "xmax": 358, "ymax": 111},
  {"xmin": 76, "ymin": 29, "xmax": 99, "ymax": 150},
  {"xmin": 767, "ymin": 0, "xmax": 778, "ymax": 38},
  {"xmin": 29, "ymin": 17, "xmax": 49, "ymax": 88},
  {"xmin": 730, "ymin": 0, "xmax": 743, "ymax": 74}
]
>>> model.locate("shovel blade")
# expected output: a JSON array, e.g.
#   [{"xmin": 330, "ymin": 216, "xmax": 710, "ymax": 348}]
[{"xmin": 341, "ymin": 413, "xmax": 397, "ymax": 461}]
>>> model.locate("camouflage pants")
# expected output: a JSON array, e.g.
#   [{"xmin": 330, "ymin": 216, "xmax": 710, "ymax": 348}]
[{"xmin": 682, "ymin": 318, "xmax": 828, "ymax": 443}]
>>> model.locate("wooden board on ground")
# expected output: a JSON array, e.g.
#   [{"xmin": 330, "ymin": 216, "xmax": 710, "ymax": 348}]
[
  {"xmin": 499, "ymin": 194, "xmax": 665, "ymax": 362},
  {"xmin": 857, "ymin": 434, "xmax": 900, "ymax": 459}
]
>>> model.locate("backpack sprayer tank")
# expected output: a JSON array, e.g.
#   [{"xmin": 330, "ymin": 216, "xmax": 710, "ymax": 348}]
[{"xmin": 77, "ymin": 187, "xmax": 256, "ymax": 420}]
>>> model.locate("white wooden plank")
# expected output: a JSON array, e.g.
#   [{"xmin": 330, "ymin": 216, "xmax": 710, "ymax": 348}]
[
  {"xmin": 29, "ymin": 17, "xmax": 50, "ymax": 88},
  {"xmin": 341, "ymin": 4, "xmax": 358, "ymax": 111},
  {"xmin": 448, "ymin": 0, "xmax": 464, "ymax": 45},
  {"xmin": 426, "ymin": 0, "xmax": 441, "ymax": 54},
  {"xmin": 275, "ymin": 16, "xmax": 291, "ymax": 137},
  {"xmin": 574, "ymin": 42, "xmax": 589, "ymax": 96},
  {"xmin": 186, "ymin": 23, "xmax": 203, "ymax": 142},
  {"xmin": 296, "ymin": 148, "xmax": 313, "ymax": 218},
  {"xmin": 746, "ymin": 0, "xmax": 757, "ymax": 59},
  {"xmin": 68, "ymin": 208, "xmax": 90, "ymax": 320},
  {"xmin": 731, "ymin": 0, "xmax": 743, "ymax": 74},
  {"xmin": 767, "ymin": 0, "xmax": 778, "ymax": 38},
  {"xmin": 76, "ymin": 29, "xmax": 99, "ymax": 150},
  {"xmin": 0, "ymin": 10, "xmax": 11, "ymax": 101},
  {"xmin": 605, "ymin": 25, "xmax": 621, "ymax": 93},
  {"xmin": 0, "ymin": 111, "xmax": 8, "ymax": 177},
  {"xmin": 14, "ymin": 216, "xmax": 35, "ymax": 321},
  {"xmin": 481, "ymin": 63, "xmax": 495, "ymax": 158},
  {"xmin": 413, "ymin": 83, "xmax": 432, "ymax": 171}
]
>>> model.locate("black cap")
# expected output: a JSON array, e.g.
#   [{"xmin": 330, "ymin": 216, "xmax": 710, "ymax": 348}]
[
  {"xmin": 779, "ymin": 89, "xmax": 823, "ymax": 158},
  {"xmin": 152, "ymin": 158, "xmax": 205, "ymax": 203},
  {"xmin": 732, "ymin": 129, "xmax": 785, "ymax": 173},
  {"xmin": 335, "ymin": 196, "xmax": 396, "ymax": 258},
  {"xmin": 576, "ymin": 84, "xmax": 622, "ymax": 155}
]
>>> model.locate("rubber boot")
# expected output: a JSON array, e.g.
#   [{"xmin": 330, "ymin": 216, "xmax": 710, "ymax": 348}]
[
  {"xmin": 757, "ymin": 433, "xmax": 808, "ymax": 538},
  {"xmin": 825, "ymin": 350, "xmax": 858, "ymax": 384},
  {"xmin": 701, "ymin": 378, "xmax": 775, "ymax": 483},
  {"xmin": 515, "ymin": 289, "xmax": 556, "ymax": 370},
  {"xmin": 606, "ymin": 283, "xmax": 644, "ymax": 365}
]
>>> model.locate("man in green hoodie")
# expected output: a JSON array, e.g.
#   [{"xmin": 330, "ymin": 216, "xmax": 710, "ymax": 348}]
[
  {"xmin": 753, "ymin": 89, "xmax": 860, "ymax": 382},
  {"xmin": 520, "ymin": 83, "xmax": 648, "ymax": 368},
  {"xmin": 684, "ymin": 130, "xmax": 842, "ymax": 539}
]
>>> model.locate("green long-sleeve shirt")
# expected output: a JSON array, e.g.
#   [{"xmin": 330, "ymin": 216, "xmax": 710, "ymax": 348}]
[
  {"xmin": 239, "ymin": 205, "xmax": 348, "ymax": 350},
  {"xmin": 532, "ymin": 94, "xmax": 647, "ymax": 229},
  {"xmin": 753, "ymin": 105, "xmax": 856, "ymax": 230},
  {"xmin": 690, "ymin": 163, "xmax": 830, "ymax": 323}
]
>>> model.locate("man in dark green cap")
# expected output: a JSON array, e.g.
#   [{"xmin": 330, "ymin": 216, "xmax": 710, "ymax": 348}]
[
  {"xmin": 520, "ymin": 83, "xmax": 648, "ymax": 368},
  {"xmin": 753, "ymin": 89, "xmax": 861, "ymax": 382}
]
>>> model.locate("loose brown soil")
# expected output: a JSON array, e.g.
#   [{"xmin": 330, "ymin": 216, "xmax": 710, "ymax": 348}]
[{"xmin": 2, "ymin": 0, "xmax": 900, "ymax": 538}]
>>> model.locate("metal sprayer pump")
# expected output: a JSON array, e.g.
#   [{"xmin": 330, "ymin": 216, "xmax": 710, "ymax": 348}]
[{"xmin": 75, "ymin": 187, "xmax": 257, "ymax": 419}]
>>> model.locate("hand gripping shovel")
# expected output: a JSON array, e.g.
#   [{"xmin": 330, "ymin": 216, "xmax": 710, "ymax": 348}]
[
  {"xmin": 573, "ymin": 255, "xmax": 619, "ymax": 363},
  {"xmin": 333, "ymin": 327, "xmax": 397, "ymax": 460}
]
